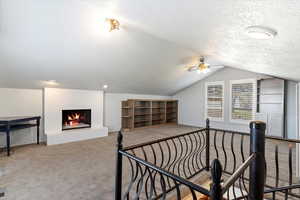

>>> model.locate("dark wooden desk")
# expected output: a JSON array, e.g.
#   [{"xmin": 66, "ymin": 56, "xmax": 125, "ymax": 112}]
[{"xmin": 0, "ymin": 116, "xmax": 41, "ymax": 156}]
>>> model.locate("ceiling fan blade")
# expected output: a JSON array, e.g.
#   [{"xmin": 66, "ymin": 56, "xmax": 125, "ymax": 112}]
[
  {"xmin": 187, "ymin": 66, "xmax": 198, "ymax": 71},
  {"xmin": 209, "ymin": 65, "xmax": 224, "ymax": 69}
]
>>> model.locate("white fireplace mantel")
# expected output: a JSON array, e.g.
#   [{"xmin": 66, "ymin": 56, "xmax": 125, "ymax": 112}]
[{"xmin": 44, "ymin": 88, "xmax": 108, "ymax": 145}]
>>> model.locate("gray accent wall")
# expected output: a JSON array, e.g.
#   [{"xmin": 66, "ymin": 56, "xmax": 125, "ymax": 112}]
[
  {"xmin": 286, "ymin": 81, "xmax": 298, "ymax": 139},
  {"xmin": 173, "ymin": 67, "xmax": 299, "ymax": 138}
]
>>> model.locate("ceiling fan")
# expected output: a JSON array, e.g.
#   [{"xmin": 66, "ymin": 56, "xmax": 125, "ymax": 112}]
[{"xmin": 186, "ymin": 57, "xmax": 223, "ymax": 74}]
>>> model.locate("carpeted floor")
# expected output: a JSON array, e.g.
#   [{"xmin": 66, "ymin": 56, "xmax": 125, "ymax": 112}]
[
  {"xmin": 0, "ymin": 124, "xmax": 297, "ymax": 200},
  {"xmin": 0, "ymin": 125, "xmax": 199, "ymax": 200}
]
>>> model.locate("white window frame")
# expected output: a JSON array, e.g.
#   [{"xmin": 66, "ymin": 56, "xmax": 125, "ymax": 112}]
[
  {"xmin": 229, "ymin": 79, "xmax": 257, "ymax": 124},
  {"xmin": 205, "ymin": 81, "xmax": 225, "ymax": 122}
]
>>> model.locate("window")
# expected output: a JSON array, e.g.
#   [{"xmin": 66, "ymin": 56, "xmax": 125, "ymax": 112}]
[
  {"xmin": 205, "ymin": 81, "xmax": 224, "ymax": 121},
  {"xmin": 230, "ymin": 79, "xmax": 257, "ymax": 123}
]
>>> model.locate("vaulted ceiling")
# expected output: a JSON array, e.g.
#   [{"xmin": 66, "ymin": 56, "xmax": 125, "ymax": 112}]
[{"xmin": 0, "ymin": 0, "xmax": 299, "ymax": 95}]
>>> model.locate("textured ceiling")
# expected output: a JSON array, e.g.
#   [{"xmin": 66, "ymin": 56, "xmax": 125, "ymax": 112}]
[{"xmin": 0, "ymin": 0, "xmax": 299, "ymax": 95}]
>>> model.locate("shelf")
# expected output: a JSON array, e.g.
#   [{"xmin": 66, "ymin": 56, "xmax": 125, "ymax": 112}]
[
  {"xmin": 166, "ymin": 111, "xmax": 177, "ymax": 114},
  {"xmin": 135, "ymin": 120, "xmax": 150, "ymax": 123},
  {"xmin": 152, "ymin": 119, "xmax": 163, "ymax": 121},
  {"xmin": 167, "ymin": 118, "xmax": 177, "ymax": 121},
  {"xmin": 208, "ymin": 96, "xmax": 223, "ymax": 99},
  {"xmin": 258, "ymin": 93, "xmax": 283, "ymax": 96},
  {"xmin": 122, "ymin": 99, "xmax": 177, "ymax": 130},
  {"xmin": 258, "ymin": 102, "xmax": 283, "ymax": 105},
  {"xmin": 135, "ymin": 113, "xmax": 151, "ymax": 116},
  {"xmin": 232, "ymin": 108, "xmax": 252, "ymax": 111}
]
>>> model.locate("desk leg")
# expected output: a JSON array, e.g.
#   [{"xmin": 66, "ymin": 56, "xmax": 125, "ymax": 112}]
[
  {"xmin": 6, "ymin": 125, "xmax": 10, "ymax": 156},
  {"xmin": 37, "ymin": 118, "xmax": 40, "ymax": 144}
]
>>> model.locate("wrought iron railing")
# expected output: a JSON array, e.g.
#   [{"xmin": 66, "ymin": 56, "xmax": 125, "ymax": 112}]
[
  {"xmin": 209, "ymin": 126, "xmax": 300, "ymax": 199},
  {"xmin": 117, "ymin": 128, "xmax": 210, "ymax": 199},
  {"xmin": 115, "ymin": 120, "xmax": 300, "ymax": 200}
]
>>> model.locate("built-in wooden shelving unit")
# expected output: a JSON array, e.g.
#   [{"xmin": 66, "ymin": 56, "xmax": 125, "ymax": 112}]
[{"xmin": 121, "ymin": 99, "xmax": 178, "ymax": 131}]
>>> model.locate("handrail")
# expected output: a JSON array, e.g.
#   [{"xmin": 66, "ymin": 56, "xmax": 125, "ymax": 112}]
[
  {"xmin": 116, "ymin": 119, "xmax": 300, "ymax": 200},
  {"xmin": 119, "ymin": 149, "xmax": 211, "ymax": 196},
  {"xmin": 210, "ymin": 127, "xmax": 300, "ymax": 143},
  {"xmin": 235, "ymin": 184, "xmax": 300, "ymax": 200},
  {"xmin": 221, "ymin": 153, "xmax": 256, "ymax": 194},
  {"xmin": 122, "ymin": 128, "xmax": 206, "ymax": 151},
  {"xmin": 264, "ymin": 184, "xmax": 300, "ymax": 194}
]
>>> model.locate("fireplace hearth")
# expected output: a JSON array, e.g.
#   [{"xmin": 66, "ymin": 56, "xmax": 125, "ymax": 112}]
[{"xmin": 62, "ymin": 109, "xmax": 91, "ymax": 131}]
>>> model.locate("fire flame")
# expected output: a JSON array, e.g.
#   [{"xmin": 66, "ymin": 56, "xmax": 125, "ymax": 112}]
[
  {"xmin": 67, "ymin": 113, "xmax": 81, "ymax": 126},
  {"xmin": 68, "ymin": 113, "xmax": 80, "ymax": 121}
]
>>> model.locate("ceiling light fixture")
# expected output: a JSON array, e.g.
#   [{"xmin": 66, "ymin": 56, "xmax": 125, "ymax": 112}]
[
  {"xmin": 187, "ymin": 57, "xmax": 221, "ymax": 74},
  {"xmin": 106, "ymin": 18, "xmax": 120, "ymax": 32},
  {"xmin": 245, "ymin": 26, "xmax": 277, "ymax": 39},
  {"xmin": 103, "ymin": 84, "xmax": 108, "ymax": 89}
]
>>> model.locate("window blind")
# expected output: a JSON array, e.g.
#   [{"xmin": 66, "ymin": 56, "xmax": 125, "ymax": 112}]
[
  {"xmin": 231, "ymin": 80, "xmax": 256, "ymax": 121},
  {"xmin": 206, "ymin": 82, "xmax": 224, "ymax": 120}
]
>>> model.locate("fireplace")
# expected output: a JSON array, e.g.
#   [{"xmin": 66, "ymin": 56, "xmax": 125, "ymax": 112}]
[{"xmin": 62, "ymin": 109, "xmax": 91, "ymax": 131}]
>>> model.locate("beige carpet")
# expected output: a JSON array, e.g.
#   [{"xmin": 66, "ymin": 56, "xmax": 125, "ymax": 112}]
[
  {"xmin": 0, "ymin": 125, "xmax": 198, "ymax": 200},
  {"xmin": 0, "ymin": 125, "xmax": 297, "ymax": 200}
]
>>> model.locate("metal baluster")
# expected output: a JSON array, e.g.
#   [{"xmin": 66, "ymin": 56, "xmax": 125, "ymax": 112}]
[
  {"xmin": 210, "ymin": 159, "xmax": 223, "ymax": 200},
  {"xmin": 189, "ymin": 186, "xmax": 197, "ymax": 200},
  {"xmin": 197, "ymin": 131, "xmax": 205, "ymax": 168},
  {"xmin": 187, "ymin": 134, "xmax": 197, "ymax": 174},
  {"xmin": 115, "ymin": 131, "xmax": 123, "ymax": 200},
  {"xmin": 173, "ymin": 180, "xmax": 181, "ymax": 200},
  {"xmin": 159, "ymin": 174, "xmax": 167, "ymax": 200},
  {"xmin": 231, "ymin": 132, "xmax": 237, "ymax": 173},
  {"xmin": 173, "ymin": 137, "xmax": 183, "ymax": 177},
  {"xmin": 214, "ymin": 130, "xmax": 219, "ymax": 159},
  {"xmin": 206, "ymin": 118, "xmax": 210, "ymax": 171},
  {"xmin": 168, "ymin": 139, "xmax": 178, "ymax": 174},
  {"xmin": 289, "ymin": 144, "xmax": 293, "ymax": 186},
  {"xmin": 177, "ymin": 137, "xmax": 186, "ymax": 177},
  {"xmin": 275, "ymin": 145, "xmax": 279, "ymax": 188},
  {"xmin": 249, "ymin": 121, "xmax": 266, "ymax": 200},
  {"xmin": 191, "ymin": 132, "xmax": 202, "ymax": 170},
  {"xmin": 222, "ymin": 131, "xmax": 228, "ymax": 171},
  {"xmin": 182, "ymin": 136, "xmax": 192, "ymax": 177},
  {"xmin": 163, "ymin": 140, "xmax": 172, "ymax": 189}
]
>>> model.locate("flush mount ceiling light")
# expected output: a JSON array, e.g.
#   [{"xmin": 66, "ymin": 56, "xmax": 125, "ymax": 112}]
[
  {"xmin": 103, "ymin": 84, "xmax": 108, "ymax": 89},
  {"xmin": 106, "ymin": 18, "xmax": 120, "ymax": 32},
  {"xmin": 245, "ymin": 26, "xmax": 277, "ymax": 39}
]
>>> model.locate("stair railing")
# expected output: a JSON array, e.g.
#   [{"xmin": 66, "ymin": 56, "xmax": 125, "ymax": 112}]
[
  {"xmin": 115, "ymin": 128, "xmax": 211, "ymax": 200},
  {"xmin": 115, "ymin": 119, "xmax": 300, "ymax": 200},
  {"xmin": 209, "ymin": 121, "xmax": 266, "ymax": 200}
]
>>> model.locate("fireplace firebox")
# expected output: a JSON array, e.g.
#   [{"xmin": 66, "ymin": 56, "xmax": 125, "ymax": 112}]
[{"xmin": 62, "ymin": 109, "xmax": 91, "ymax": 131}]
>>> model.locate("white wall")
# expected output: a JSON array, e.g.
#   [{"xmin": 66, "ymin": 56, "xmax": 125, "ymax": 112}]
[
  {"xmin": 173, "ymin": 67, "xmax": 269, "ymax": 132},
  {"xmin": 104, "ymin": 93, "xmax": 171, "ymax": 132},
  {"xmin": 0, "ymin": 88, "xmax": 170, "ymax": 146},
  {"xmin": 0, "ymin": 88, "xmax": 43, "ymax": 147}
]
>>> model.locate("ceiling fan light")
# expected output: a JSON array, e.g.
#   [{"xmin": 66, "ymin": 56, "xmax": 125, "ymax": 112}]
[{"xmin": 202, "ymin": 68, "xmax": 210, "ymax": 74}]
